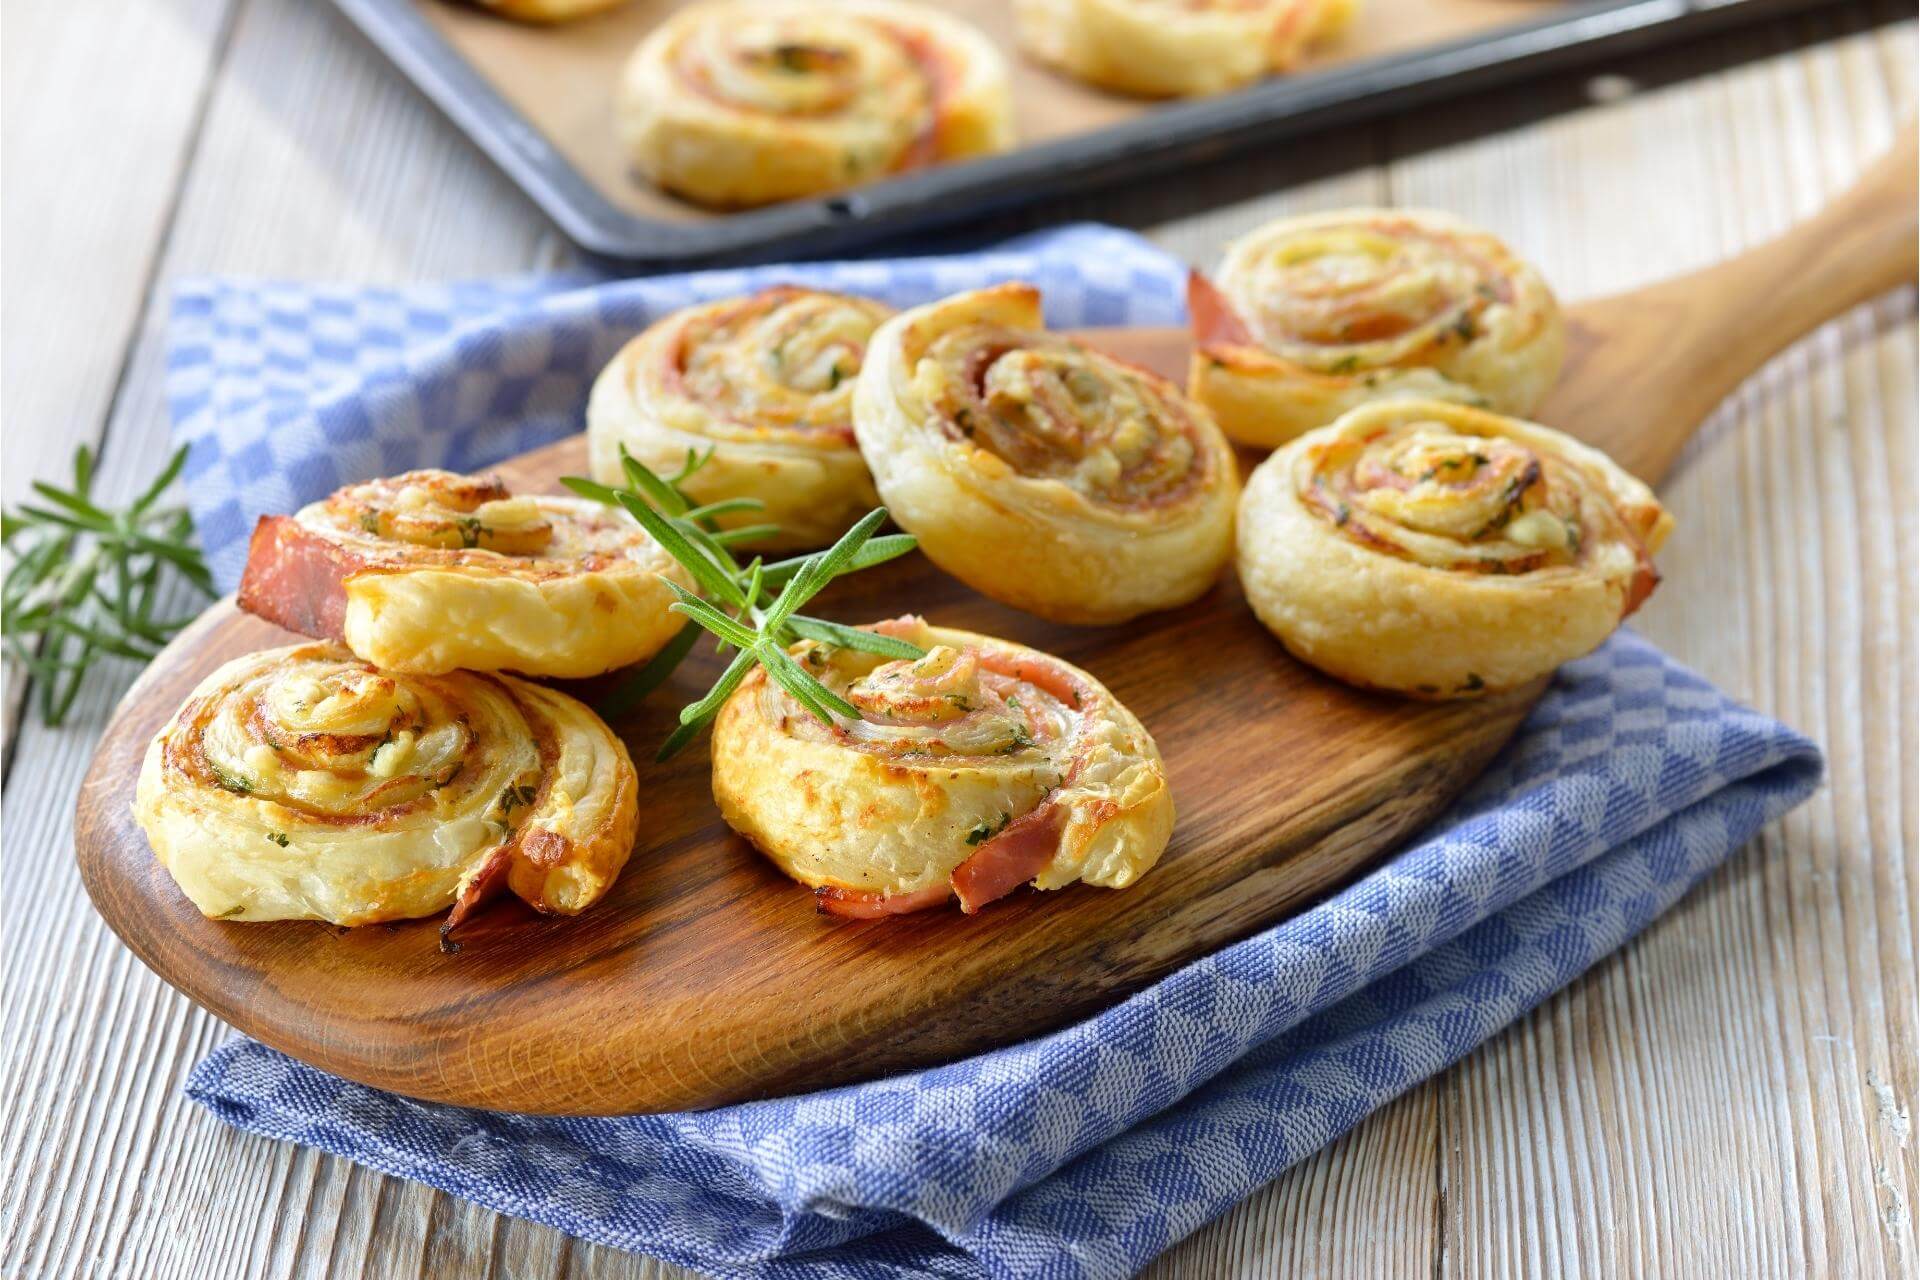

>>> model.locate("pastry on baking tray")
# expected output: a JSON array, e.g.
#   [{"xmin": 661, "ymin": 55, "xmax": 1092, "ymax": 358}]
[
  {"xmin": 616, "ymin": 0, "xmax": 1014, "ymax": 207},
  {"xmin": 1013, "ymin": 0, "xmax": 1356, "ymax": 98},
  {"xmin": 852, "ymin": 282, "xmax": 1239, "ymax": 624},
  {"xmin": 466, "ymin": 0, "xmax": 628, "ymax": 22},
  {"xmin": 1237, "ymin": 399, "xmax": 1672, "ymax": 697},
  {"xmin": 236, "ymin": 469, "xmax": 691, "ymax": 679},
  {"xmin": 1189, "ymin": 208, "xmax": 1565, "ymax": 448},
  {"xmin": 711, "ymin": 616, "xmax": 1173, "ymax": 916},
  {"xmin": 133, "ymin": 642, "xmax": 640, "ymax": 934},
  {"xmin": 588, "ymin": 287, "xmax": 891, "ymax": 550}
]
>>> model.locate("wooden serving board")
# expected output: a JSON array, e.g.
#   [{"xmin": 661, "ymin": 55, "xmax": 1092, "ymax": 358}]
[{"xmin": 74, "ymin": 132, "xmax": 1915, "ymax": 1115}]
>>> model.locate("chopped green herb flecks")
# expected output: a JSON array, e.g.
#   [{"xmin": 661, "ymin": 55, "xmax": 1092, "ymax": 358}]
[{"xmin": 965, "ymin": 813, "xmax": 1011, "ymax": 846}]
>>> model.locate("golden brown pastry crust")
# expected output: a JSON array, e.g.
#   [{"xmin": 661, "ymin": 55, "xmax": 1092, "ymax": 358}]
[
  {"xmin": 1189, "ymin": 209, "xmax": 1565, "ymax": 448},
  {"xmin": 711, "ymin": 618, "xmax": 1173, "ymax": 915},
  {"xmin": 587, "ymin": 288, "xmax": 890, "ymax": 550},
  {"xmin": 1237, "ymin": 400, "xmax": 1673, "ymax": 697},
  {"xmin": 616, "ymin": 0, "xmax": 1014, "ymax": 208},
  {"xmin": 133, "ymin": 642, "xmax": 640, "ymax": 931},
  {"xmin": 236, "ymin": 470, "xmax": 691, "ymax": 679},
  {"xmin": 469, "ymin": 0, "xmax": 628, "ymax": 22},
  {"xmin": 1014, "ymin": 0, "xmax": 1354, "ymax": 97},
  {"xmin": 852, "ymin": 282, "xmax": 1240, "ymax": 624}
]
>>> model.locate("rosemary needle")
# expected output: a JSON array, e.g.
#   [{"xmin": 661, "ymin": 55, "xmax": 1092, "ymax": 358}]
[
  {"xmin": 2, "ymin": 444, "xmax": 215, "ymax": 726},
  {"xmin": 561, "ymin": 447, "xmax": 922, "ymax": 759}
]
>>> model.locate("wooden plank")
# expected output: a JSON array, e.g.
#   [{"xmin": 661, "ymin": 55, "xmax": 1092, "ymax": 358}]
[
  {"xmin": 0, "ymin": 0, "xmax": 237, "ymax": 752},
  {"xmin": 1392, "ymin": 10, "xmax": 1919, "ymax": 1279},
  {"xmin": 0, "ymin": 0, "xmax": 236, "ymax": 513}
]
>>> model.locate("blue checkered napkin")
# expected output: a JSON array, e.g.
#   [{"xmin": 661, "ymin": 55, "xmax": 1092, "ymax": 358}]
[
  {"xmin": 185, "ymin": 629, "xmax": 1821, "ymax": 1280},
  {"xmin": 164, "ymin": 224, "xmax": 1188, "ymax": 593}
]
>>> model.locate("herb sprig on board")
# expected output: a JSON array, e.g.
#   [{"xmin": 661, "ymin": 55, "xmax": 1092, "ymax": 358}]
[
  {"xmin": 2, "ymin": 444, "xmax": 215, "ymax": 726},
  {"xmin": 563, "ymin": 447, "xmax": 922, "ymax": 759}
]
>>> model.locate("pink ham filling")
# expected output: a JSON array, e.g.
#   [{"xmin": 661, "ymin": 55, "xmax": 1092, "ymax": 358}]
[
  {"xmin": 814, "ymin": 882, "xmax": 953, "ymax": 919},
  {"xmin": 811, "ymin": 799, "xmax": 1071, "ymax": 919},
  {"xmin": 950, "ymin": 801, "xmax": 1068, "ymax": 914},
  {"xmin": 1186, "ymin": 270, "xmax": 1254, "ymax": 348}
]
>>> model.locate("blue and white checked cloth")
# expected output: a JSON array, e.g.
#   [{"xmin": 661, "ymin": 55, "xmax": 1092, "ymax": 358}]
[{"xmin": 171, "ymin": 227, "xmax": 1822, "ymax": 1280}]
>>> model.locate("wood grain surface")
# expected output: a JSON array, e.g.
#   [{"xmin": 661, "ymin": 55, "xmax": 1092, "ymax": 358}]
[
  {"xmin": 3, "ymin": 1, "xmax": 1914, "ymax": 1275},
  {"xmin": 71, "ymin": 324, "xmax": 1539, "ymax": 1116}
]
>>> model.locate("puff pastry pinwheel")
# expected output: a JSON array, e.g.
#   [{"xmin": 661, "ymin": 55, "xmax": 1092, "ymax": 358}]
[
  {"xmin": 616, "ymin": 0, "xmax": 1014, "ymax": 208},
  {"xmin": 853, "ymin": 282, "xmax": 1240, "ymax": 624},
  {"xmin": 133, "ymin": 642, "xmax": 640, "ymax": 933},
  {"xmin": 1237, "ymin": 400, "xmax": 1673, "ymax": 698},
  {"xmin": 236, "ymin": 470, "xmax": 691, "ymax": 680},
  {"xmin": 1189, "ymin": 209, "xmax": 1566, "ymax": 449},
  {"xmin": 587, "ymin": 287, "xmax": 891, "ymax": 550},
  {"xmin": 1014, "ymin": 0, "xmax": 1356, "ymax": 98},
  {"xmin": 468, "ymin": 0, "xmax": 628, "ymax": 22},
  {"xmin": 711, "ymin": 616, "xmax": 1173, "ymax": 916}
]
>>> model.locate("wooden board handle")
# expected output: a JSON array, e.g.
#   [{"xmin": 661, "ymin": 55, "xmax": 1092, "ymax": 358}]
[
  {"xmin": 1722, "ymin": 119, "xmax": 1918, "ymax": 355},
  {"xmin": 1559, "ymin": 121, "xmax": 1917, "ymax": 483}
]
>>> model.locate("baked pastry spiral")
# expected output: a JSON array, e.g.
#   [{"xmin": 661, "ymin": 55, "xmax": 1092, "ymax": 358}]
[
  {"xmin": 711, "ymin": 617, "xmax": 1173, "ymax": 916},
  {"xmin": 468, "ymin": 0, "xmax": 628, "ymax": 22},
  {"xmin": 133, "ymin": 642, "xmax": 640, "ymax": 932},
  {"xmin": 1189, "ymin": 209, "xmax": 1565, "ymax": 448},
  {"xmin": 237, "ymin": 470, "xmax": 691, "ymax": 679},
  {"xmin": 587, "ymin": 288, "xmax": 890, "ymax": 550},
  {"xmin": 1014, "ymin": 0, "xmax": 1356, "ymax": 98},
  {"xmin": 1237, "ymin": 400, "xmax": 1673, "ymax": 697},
  {"xmin": 616, "ymin": 0, "xmax": 1015, "ymax": 208},
  {"xmin": 852, "ymin": 282, "xmax": 1239, "ymax": 624}
]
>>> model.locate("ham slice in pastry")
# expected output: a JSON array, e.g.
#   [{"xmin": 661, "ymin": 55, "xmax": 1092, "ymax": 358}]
[
  {"xmin": 237, "ymin": 469, "xmax": 690, "ymax": 679},
  {"xmin": 711, "ymin": 616, "xmax": 1174, "ymax": 915}
]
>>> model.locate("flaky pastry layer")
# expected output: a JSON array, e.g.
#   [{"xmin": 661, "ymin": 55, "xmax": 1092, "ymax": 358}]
[
  {"xmin": 237, "ymin": 469, "xmax": 690, "ymax": 678},
  {"xmin": 1237, "ymin": 400, "xmax": 1673, "ymax": 697},
  {"xmin": 853, "ymin": 282, "xmax": 1239, "ymax": 624},
  {"xmin": 616, "ymin": 0, "xmax": 1013, "ymax": 207},
  {"xmin": 133, "ymin": 642, "xmax": 639, "ymax": 931},
  {"xmin": 587, "ymin": 288, "xmax": 889, "ymax": 550},
  {"xmin": 1189, "ymin": 208, "xmax": 1565, "ymax": 448},
  {"xmin": 711, "ymin": 618, "xmax": 1173, "ymax": 915}
]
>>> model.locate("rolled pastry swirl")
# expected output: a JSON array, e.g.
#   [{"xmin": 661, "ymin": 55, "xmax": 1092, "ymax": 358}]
[
  {"xmin": 1238, "ymin": 400, "xmax": 1673, "ymax": 697},
  {"xmin": 712, "ymin": 617, "xmax": 1173, "ymax": 916},
  {"xmin": 1013, "ymin": 0, "xmax": 1357, "ymax": 98},
  {"xmin": 588, "ymin": 288, "xmax": 890, "ymax": 550},
  {"xmin": 133, "ymin": 642, "xmax": 640, "ymax": 932},
  {"xmin": 469, "ymin": 0, "xmax": 628, "ymax": 21},
  {"xmin": 1189, "ymin": 209, "xmax": 1565, "ymax": 448},
  {"xmin": 853, "ymin": 282, "xmax": 1240, "ymax": 624},
  {"xmin": 237, "ymin": 470, "xmax": 691, "ymax": 679},
  {"xmin": 616, "ymin": 0, "xmax": 1014, "ymax": 207}
]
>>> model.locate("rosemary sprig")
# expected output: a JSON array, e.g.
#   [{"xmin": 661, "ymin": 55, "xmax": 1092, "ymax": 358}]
[
  {"xmin": 2, "ymin": 444, "xmax": 215, "ymax": 726},
  {"xmin": 562, "ymin": 447, "xmax": 922, "ymax": 759}
]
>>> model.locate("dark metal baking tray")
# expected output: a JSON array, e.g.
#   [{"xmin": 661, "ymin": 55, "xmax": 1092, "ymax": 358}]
[{"xmin": 332, "ymin": 0, "xmax": 1843, "ymax": 267}]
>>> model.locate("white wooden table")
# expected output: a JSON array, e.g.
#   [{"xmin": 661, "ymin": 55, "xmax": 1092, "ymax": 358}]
[{"xmin": 2, "ymin": 3, "xmax": 1914, "ymax": 1275}]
